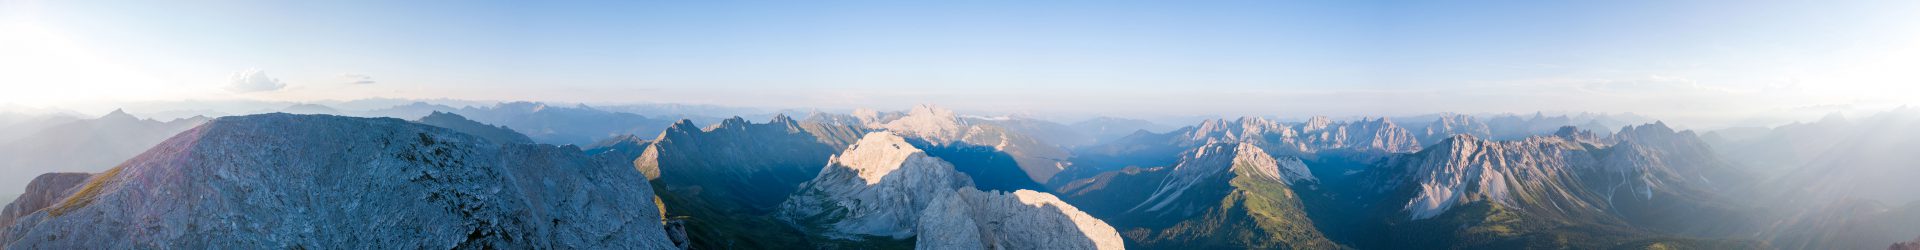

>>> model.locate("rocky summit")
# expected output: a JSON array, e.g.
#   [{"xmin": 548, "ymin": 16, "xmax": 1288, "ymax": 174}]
[
  {"xmin": 779, "ymin": 131, "xmax": 1123, "ymax": 249},
  {"xmin": 0, "ymin": 114, "xmax": 676, "ymax": 249}
]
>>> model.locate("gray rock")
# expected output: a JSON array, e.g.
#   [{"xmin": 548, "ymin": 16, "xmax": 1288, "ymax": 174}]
[
  {"xmin": 0, "ymin": 173, "xmax": 91, "ymax": 230},
  {"xmin": 781, "ymin": 132, "xmax": 1123, "ymax": 249},
  {"xmin": 0, "ymin": 114, "xmax": 675, "ymax": 249}
]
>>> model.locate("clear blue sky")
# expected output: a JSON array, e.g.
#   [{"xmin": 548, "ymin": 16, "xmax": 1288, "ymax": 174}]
[{"xmin": 3, "ymin": 0, "xmax": 1917, "ymax": 126}]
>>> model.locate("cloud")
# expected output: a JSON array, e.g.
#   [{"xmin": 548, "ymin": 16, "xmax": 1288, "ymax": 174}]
[
  {"xmin": 340, "ymin": 73, "xmax": 375, "ymax": 84},
  {"xmin": 225, "ymin": 69, "xmax": 286, "ymax": 93}
]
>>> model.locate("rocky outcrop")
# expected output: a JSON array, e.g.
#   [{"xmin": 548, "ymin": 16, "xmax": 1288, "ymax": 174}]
[
  {"xmin": 778, "ymin": 131, "xmax": 976, "ymax": 239},
  {"xmin": 1893, "ymin": 236, "xmax": 1920, "ymax": 250},
  {"xmin": 0, "ymin": 113, "xmax": 675, "ymax": 249},
  {"xmin": 1359, "ymin": 124, "xmax": 1754, "ymax": 248},
  {"xmin": 0, "ymin": 173, "xmax": 91, "ymax": 230},
  {"xmin": 918, "ymin": 189, "xmax": 1125, "ymax": 250},
  {"xmin": 1370, "ymin": 135, "xmax": 1603, "ymax": 220},
  {"xmin": 779, "ymin": 132, "xmax": 1122, "ymax": 249}
]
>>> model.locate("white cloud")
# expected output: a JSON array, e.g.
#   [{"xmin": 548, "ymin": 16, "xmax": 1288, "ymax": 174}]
[
  {"xmin": 340, "ymin": 73, "xmax": 374, "ymax": 84},
  {"xmin": 226, "ymin": 69, "xmax": 286, "ymax": 93}
]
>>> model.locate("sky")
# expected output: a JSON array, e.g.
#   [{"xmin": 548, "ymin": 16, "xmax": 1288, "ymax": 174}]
[{"xmin": 2, "ymin": 0, "xmax": 1918, "ymax": 127}]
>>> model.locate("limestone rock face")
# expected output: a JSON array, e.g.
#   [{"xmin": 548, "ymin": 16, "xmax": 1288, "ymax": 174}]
[
  {"xmin": 1085, "ymin": 141, "xmax": 1338, "ymax": 249},
  {"xmin": 0, "ymin": 173, "xmax": 92, "ymax": 230},
  {"xmin": 1131, "ymin": 143, "xmax": 1302, "ymax": 216},
  {"xmin": 1296, "ymin": 117, "xmax": 1422, "ymax": 154},
  {"xmin": 0, "ymin": 114, "xmax": 676, "ymax": 249},
  {"xmin": 1372, "ymin": 135, "xmax": 1601, "ymax": 220},
  {"xmin": 917, "ymin": 189, "xmax": 1125, "ymax": 250},
  {"xmin": 778, "ymin": 131, "xmax": 975, "ymax": 239},
  {"xmin": 780, "ymin": 132, "xmax": 1122, "ymax": 249}
]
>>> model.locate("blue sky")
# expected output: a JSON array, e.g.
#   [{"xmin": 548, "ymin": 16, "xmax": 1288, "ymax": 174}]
[{"xmin": 2, "ymin": 0, "xmax": 1918, "ymax": 126}]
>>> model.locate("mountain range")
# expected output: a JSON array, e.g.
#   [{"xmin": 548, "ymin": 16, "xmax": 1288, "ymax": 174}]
[{"xmin": 0, "ymin": 104, "xmax": 1910, "ymax": 249}]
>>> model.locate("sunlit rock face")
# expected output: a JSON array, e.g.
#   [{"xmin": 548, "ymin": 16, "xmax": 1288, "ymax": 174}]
[
  {"xmin": 1107, "ymin": 142, "xmax": 1339, "ymax": 249},
  {"xmin": 1354, "ymin": 123, "xmax": 1756, "ymax": 249},
  {"xmin": 872, "ymin": 105, "xmax": 1073, "ymax": 189},
  {"xmin": 779, "ymin": 131, "xmax": 1122, "ymax": 249},
  {"xmin": 1131, "ymin": 142, "xmax": 1306, "ymax": 217},
  {"xmin": 918, "ymin": 189, "xmax": 1125, "ymax": 250},
  {"xmin": 0, "ymin": 173, "xmax": 92, "ymax": 230},
  {"xmin": 1374, "ymin": 135, "xmax": 1601, "ymax": 220},
  {"xmin": 0, "ymin": 114, "xmax": 676, "ymax": 249},
  {"xmin": 778, "ymin": 131, "xmax": 976, "ymax": 238}
]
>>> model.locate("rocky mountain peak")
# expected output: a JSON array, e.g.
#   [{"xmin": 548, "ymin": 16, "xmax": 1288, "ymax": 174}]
[
  {"xmin": 779, "ymin": 131, "xmax": 1117, "ymax": 248},
  {"xmin": 1130, "ymin": 142, "xmax": 1310, "ymax": 215},
  {"xmin": 1313, "ymin": 116, "xmax": 1421, "ymax": 153},
  {"xmin": 1553, "ymin": 126, "xmax": 1602, "ymax": 143},
  {"xmin": 836, "ymin": 132, "xmax": 939, "ymax": 185},
  {"xmin": 667, "ymin": 119, "xmax": 700, "ymax": 133},
  {"xmin": 1189, "ymin": 117, "xmax": 1291, "ymax": 144},
  {"xmin": 770, "ymin": 113, "xmax": 798, "ymax": 126},
  {"xmin": 1385, "ymin": 133, "xmax": 1597, "ymax": 220},
  {"xmin": 881, "ymin": 105, "xmax": 968, "ymax": 142},
  {"xmin": 713, "ymin": 116, "xmax": 752, "ymax": 130},
  {"xmin": 1618, "ymin": 121, "xmax": 1677, "ymax": 136},
  {"xmin": 1301, "ymin": 116, "xmax": 1334, "ymax": 132},
  {"xmin": 779, "ymin": 131, "xmax": 974, "ymax": 238},
  {"xmin": 1227, "ymin": 142, "xmax": 1313, "ymax": 183},
  {"xmin": 0, "ymin": 113, "xmax": 676, "ymax": 249},
  {"xmin": 1609, "ymin": 122, "xmax": 1711, "ymax": 155},
  {"xmin": 918, "ymin": 189, "xmax": 1125, "ymax": 250},
  {"xmin": 98, "ymin": 108, "xmax": 138, "ymax": 122}
]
